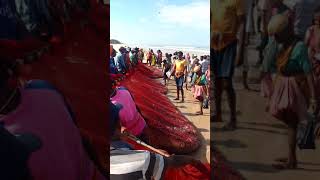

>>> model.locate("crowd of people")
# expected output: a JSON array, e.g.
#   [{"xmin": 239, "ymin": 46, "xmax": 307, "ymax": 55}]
[{"xmin": 212, "ymin": 0, "xmax": 320, "ymax": 171}]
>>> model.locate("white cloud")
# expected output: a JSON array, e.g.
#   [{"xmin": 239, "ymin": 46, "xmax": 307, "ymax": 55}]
[{"xmin": 157, "ymin": 0, "xmax": 209, "ymax": 29}]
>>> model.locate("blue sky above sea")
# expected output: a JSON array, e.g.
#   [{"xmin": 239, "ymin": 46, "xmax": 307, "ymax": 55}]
[{"xmin": 110, "ymin": 0, "xmax": 210, "ymax": 49}]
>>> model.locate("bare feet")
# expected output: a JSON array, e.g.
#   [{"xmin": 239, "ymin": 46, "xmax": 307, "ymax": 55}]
[
  {"xmin": 196, "ymin": 111, "xmax": 203, "ymax": 115},
  {"xmin": 272, "ymin": 162, "xmax": 297, "ymax": 169},
  {"xmin": 273, "ymin": 157, "xmax": 297, "ymax": 169}
]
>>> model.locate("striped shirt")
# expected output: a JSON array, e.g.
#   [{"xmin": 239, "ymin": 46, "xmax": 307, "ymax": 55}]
[{"xmin": 110, "ymin": 147, "xmax": 165, "ymax": 180}]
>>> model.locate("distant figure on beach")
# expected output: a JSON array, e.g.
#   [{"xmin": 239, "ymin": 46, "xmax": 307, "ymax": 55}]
[
  {"xmin": 172, "ymin": 51, "xmax": 187, "ymax": 102},
  {"xmin": 163, "ymin": 59, "xmax": 171, "ymax": 86},
  {"xmin": 110, "ymin": 46, "xmax": 118, "ymax": 74},
  {"xmin": 147, "ymin": 49, "xmax": 152, "ymax": 66},
  {"xmin": 164, "ymin": 53, "xmax": 172, "ymax": 65},
  {"xmin": 192, "ymin": 65, "xmax": 208, "ymax": 115},
  {"xmin": 211, "ymin": 0, "xmax": 246, "ymax": 130},
  {"xmin": 199, "ymin": 55, "xmax": 209, "ymax": 75},
  {"xmin": 115, "ymin": 47, "xmax": 127, "ymax": 74},
  {"xmin": 151, "ymin": 50, "xmax": 157, "ymax": 66},
  {"xmin": 157, "ymin": 50, "xmax": 163, "ymax": 67},
  {"xmin": 138, "ymin": 48, "xmax": 144, "ymax": 63}
]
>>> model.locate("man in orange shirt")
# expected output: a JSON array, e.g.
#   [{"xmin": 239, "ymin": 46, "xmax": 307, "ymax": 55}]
[{"xmin": 211, "ymin": 0, "xmax": 246, "ymax": 130}]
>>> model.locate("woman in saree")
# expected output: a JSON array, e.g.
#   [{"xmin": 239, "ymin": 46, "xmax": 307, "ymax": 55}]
[
  {"xmin": 192, "ymin": 65, "xmax": 208, "ymax": 115},
  {"xmin": 268, "ymin": 14, "xmax": 318, "ymax": 169}
]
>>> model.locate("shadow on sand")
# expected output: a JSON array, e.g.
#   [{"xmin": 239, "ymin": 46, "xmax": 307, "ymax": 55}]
[
  {"xmin": 212, "ymin": 139, "xmax": 248, "ymax": 148},
  {"xmin": 231, "ymin": 161, "xmax": 320, "ymax": 173},
  {"xmin": 240, "ymin": 122, "xmax": 287, "ymax": 130}
]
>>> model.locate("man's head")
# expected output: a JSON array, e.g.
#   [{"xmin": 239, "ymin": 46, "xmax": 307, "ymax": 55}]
[
  {"xmin": 194, "ymin": 59, "xmax": 200, "ymax": 65},
  {"xmin": 119, "ymin": 47, "xmax": 126, "ymax": 53},
  {"xmin": 178, "ymin": 51, "xmax": 183, "ymax": 59},
  {"xmin": 200, "ymin": 56, "xmax": 203, "ymax": 61},
  {"xmin": 194, "ymin": 65, "xmax": 202, "ymax": 75}
]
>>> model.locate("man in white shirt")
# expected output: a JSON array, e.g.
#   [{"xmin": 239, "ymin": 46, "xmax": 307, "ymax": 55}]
[{"xmin": 199, "ymin": 55, "xmax": 210, "ymax": 74}]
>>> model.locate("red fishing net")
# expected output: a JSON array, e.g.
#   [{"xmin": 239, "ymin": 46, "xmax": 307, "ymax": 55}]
[
  {"xmin": 212, "ymin": 147, "xmax": 245, "ymax": 180},
  {"xmin": 117, "ymin": 63, "xmax": 201, "ymax": 154}
]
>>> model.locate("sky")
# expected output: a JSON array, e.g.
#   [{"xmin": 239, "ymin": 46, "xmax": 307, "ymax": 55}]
[{"xmin": 110, "ymin": 0, "xmax": 210, "ymax": 48}]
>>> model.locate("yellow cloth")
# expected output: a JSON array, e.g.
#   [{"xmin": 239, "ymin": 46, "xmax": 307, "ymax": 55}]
[
  {"xmin": 175, "ymin": 59, "xmax": 187, "ymax": 72},
  {"xmin": 151, "ymin": 55, "xmax": 156, "ymax": 66},
  {"xmin": 211, "ymin": 0, "xmax": 245, "ymax": 50}
]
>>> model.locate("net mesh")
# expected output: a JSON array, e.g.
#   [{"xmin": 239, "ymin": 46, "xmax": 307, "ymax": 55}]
[
  {"xmin": 212, "ymin": 146, "xmax": 245, "ymax": 180},
  {"xmin": 118, "ymin": 64, "xmax": 201, "ymax": 154}
]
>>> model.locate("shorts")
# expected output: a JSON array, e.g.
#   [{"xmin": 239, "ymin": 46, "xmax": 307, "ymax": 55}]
[
  {"xmin": 212, "ymin": 41, "xmax": 237, "ymax": 78},
  {"xmin": 175, "ymin": 76, "xmax": 184, "ymax": 87}
]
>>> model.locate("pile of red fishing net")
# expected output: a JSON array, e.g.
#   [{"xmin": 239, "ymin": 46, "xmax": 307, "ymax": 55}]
[
  {"xmin": 118, "ymin": 63, "xmax": 201, "ymax": 154},
  {"xmin": 212, "ymin": 146, "xmax": 245, "ymax": 180}
]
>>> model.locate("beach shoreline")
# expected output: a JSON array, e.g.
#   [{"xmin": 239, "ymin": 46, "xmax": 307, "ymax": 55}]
[{"xmin": 111, "ymin": 43, "xmax": 210, "ymax": 58}]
